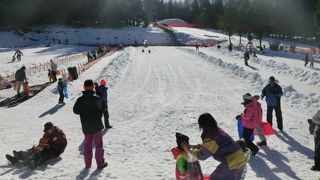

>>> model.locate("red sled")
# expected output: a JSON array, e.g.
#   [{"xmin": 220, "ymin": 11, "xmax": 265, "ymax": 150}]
[{"xmin": 254, "ymin": 122, "xmax": 274, "ymax": 136}]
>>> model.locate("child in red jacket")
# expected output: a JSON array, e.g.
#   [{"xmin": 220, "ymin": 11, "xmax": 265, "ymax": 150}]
[{"xmin": 23, "ymin": 82, "xmax": 30, "ymax": 96}]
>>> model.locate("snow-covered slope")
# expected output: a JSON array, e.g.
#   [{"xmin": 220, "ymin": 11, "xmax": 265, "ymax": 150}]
[
  {"xmin": 0, "ymin": 27, "xmax": 319, "ymax": 180},
  {"xmin": 0, "ymin": 26, "xmax": 173, "ymax": 48}
]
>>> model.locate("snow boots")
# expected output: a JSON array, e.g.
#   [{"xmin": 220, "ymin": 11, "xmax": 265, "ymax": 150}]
[
  {"xmin": 257, "ymin": 140, "xmax": 267, "ymax": 146},
  {"xmin": 6, "ymin": 154, "xmax": 18, "ymax": 164},
  {"xmin": 311, "ymin": 156, "xmax": 320, "ymax": 171},
  {"xmin": 97, "ymin": 162, "xmax": 108, "ymax": 170}
]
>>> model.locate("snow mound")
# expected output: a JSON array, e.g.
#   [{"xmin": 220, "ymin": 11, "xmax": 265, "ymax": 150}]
[{"xmin": 181, "ymin": 48, "xmax": 320, "ymax": 109}]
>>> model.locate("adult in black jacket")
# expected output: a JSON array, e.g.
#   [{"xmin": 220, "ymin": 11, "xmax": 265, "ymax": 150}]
[
  {"xmin": 73, "ymin": 79, "xmax": 107, "ymax": 169},
  {"xmin": 15, "ymin": 66, "xmax": 27, "ymax": 96}
]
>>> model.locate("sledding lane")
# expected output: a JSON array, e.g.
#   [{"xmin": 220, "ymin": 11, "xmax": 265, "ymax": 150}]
[{"xmin": 106, "ymin": 46, "xmax": 255, "ymax": 179}]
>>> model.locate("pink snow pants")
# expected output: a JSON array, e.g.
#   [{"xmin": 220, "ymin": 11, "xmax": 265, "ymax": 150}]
[{"xmin": 84, "ymin": 131, "xmax": 105, "ymax": 168}]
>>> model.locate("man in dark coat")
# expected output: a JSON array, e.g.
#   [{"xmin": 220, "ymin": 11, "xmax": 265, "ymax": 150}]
[
  {"xmin": 261, "ymin": 76, "xmax": 283, "ymax": 131},
  {"xmin": 6, "ymin": 122, "xmax": 67, "ymax": 169},
  {"xmin": 73, "ymin": 79, "xmax": 108, "ymax": 169},
  {"xmin": 15, "ymin": 66, "xmax": 27, "ymax": 96}
]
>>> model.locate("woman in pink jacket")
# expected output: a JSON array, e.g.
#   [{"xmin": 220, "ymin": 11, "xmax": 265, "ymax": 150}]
[{"xmin": 240, "ymin": 93, "xmax": 263, "ymax": 156}]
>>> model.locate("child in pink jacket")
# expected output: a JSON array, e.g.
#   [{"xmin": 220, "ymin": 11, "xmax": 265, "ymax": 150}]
[{"xmin": 240, "ymin": 93, "xmax": 264, "ymax": 156}]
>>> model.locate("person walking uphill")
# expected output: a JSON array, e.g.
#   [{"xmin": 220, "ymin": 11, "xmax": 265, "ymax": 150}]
[
  {"xmin": 15, "ymin": 66, "xmax": 27, "ymax": 96},
  {"xmin": 96, "ymin": 79, "xmax": 112, "ymax": 129},
  {"xmin": 182, "ymin": 113, "xmax": 248, "ymax": 180},
  {"xmin": 73, "ymin": 79, "xmax": 108, "ymax": 169},
  {"xmin": 261, "ymin": 76, "xmax": 283, "ymax": 131}
]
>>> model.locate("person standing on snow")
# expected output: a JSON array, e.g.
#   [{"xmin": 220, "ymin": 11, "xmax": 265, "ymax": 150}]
[
  {"xmin": 182, "ymin": 113, "xmax": 248, "ymax": 180},
  {"xmin": 244, "ymin": 51, "xmax": 250, "ymax": 66},
  {"xmin": 304, "ymin": 53, "xmax": 309, "ymax": 67},
  {"xmin": 237, "ymin": 93, "xmax": 266, "ymax": 157},
  {"xmin": 73, "ymin": 79, "xmax": 108, "ymax": 169},
  {"xmin": 310, "ymin": 56, "xmax": 315, "ymax": 68},
  {"xmin": 15, "ymin": 66, "xmax": 27, "ymax": 96},
  {"xmin": 50, "ymin": 59, "xmax": 58, "ymax": 82},
  {"xmin": 309, "ymin": 110, "xmax": 320, "ymax": 171},
  {"xmin": 261, "ymin": 76, "xmax": 283, "ymax": 131},
  {"xmin": 96, "ymin": 79, "xmax": 112, "ymax": 129}
]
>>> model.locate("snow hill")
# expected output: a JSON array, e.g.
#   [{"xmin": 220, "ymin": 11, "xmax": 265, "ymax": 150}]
[{"xmin": 0, "ymin": 26, "xmax": 319, "ymax": 180}]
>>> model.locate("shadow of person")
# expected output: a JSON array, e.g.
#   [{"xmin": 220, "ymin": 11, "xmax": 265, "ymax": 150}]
[
  {"xmin": 248, "ymin": 155, "xmax": 282, "ymax": 180},
  {"xmin": 275, "ymin": 131, "xmax": 313, "ymax": 159},
  {"xmin": 310, "ymin": 66, "xmax": 320, "ymax": 71},
  {"xmin": 39, "ymin": 104, "xmax": 65, "ymax": 118},
  {"xmin": 258, "ymin": 146, "xmax": 303, "ymax": 180},
  {"xmin": 75, "ymin": 168, "xmax": 90, "ymax": 180},
  {"xmin": 246, "ymin": 65, "xmax": 259, "ymax": 71},
  {"xmin": 0, "ymin": 157, "xmax": 62, "ymax": 179},
  {"xmin": 88, "ymin": 168, "xmax": 103, "ymax": 179},
  {"xmin": 0, "ymin": 164, "xmax": 16, "ymax": 176}
]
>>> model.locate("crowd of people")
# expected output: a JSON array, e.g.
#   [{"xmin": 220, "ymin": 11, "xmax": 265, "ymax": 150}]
[
  {"xmin": 5, "ymin": 42, "xmax": 319, "ymax": 179},
  {"xmin": 172, "ymin": 75, "xmax": 287, "ymax": 179}
]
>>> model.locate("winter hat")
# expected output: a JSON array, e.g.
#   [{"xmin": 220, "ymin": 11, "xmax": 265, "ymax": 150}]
[
  {"xmin": 84, "ymin": 79, "xmax": 94, "ymax": 91},
  {"xmin": 21, "ymin": 66, "xmax": 26, "ymax": 70},
  {"xmin": 43, "ymin": 122, "xmax": 54, "ymax": 132},
  {"xmin": 175, "ymin": 132, "xmax": 189, "ymax": 149},
  {"xmin": 243, "ymin": 93, "xmax": 253, "ymax": 100},
  {"xmin": 269, "ymin": 76, "xmax": 276, "ymax": 82},
  {"xmin": 242, "ymin": 93, "xmax": 253, "ymax": 106},
  {"xmin": 100, "ymin": 79, "xmax": 107, "ymax": 86}
]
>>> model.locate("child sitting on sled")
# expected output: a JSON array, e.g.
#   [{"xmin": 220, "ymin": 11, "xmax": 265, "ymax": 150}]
[{"xmin": 171, "ymin": 132, "xmax": 203, "ymax": 180}]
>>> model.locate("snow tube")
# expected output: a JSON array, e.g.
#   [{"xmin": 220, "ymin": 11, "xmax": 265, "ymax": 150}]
[
  {"xmin": 254, "ymin": 122, "xmax": 274, "ymax": 136},
  {"xmin": 237, "ymin": 117, "xmax": 254, "ymax": 141}
]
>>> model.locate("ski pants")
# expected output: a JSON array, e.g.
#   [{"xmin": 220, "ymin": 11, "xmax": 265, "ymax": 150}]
[
  {"xmin": 14, "ymin": 147, "xmax": 59, "ymax": 168},
  {"xmin": 210, "ymin": 161, "xmax": 244, "ymax": 180},
  {"xmin": 314, "ymin": 125, "xmax": 320, "ymax": 156},
  {"xmin": 58, "ymin": 91, "xmax": 64, "ymax": 103},
  {"xmin": 267, "ymin": 105, "xmax": 283, "ymax": 131},
  {"xmin": 16, "ymin": 81, "xmax": 24, "ymax": 95},
  {"xmin": 243, "ymin": 127, "xmax": 259, "ymax": 154},
  {"xmin": 52, "ymin": 70, "xmax": 57, "ymax": 81},
  {"xmin": 83, "ymin": 131, "xmax": 105, "ymax": 168},
  {"xmin": 103, "ymin": 105, "xmax": 110, "ymax": 127},
  {"xmin": 255, "ymin": 125, "xmax": 266, "ymax": 142}
]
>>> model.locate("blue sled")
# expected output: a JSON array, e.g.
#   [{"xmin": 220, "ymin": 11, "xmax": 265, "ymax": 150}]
[{"xmin": 237, "ymin": 117, "xmax": 254, "ymax": 141}]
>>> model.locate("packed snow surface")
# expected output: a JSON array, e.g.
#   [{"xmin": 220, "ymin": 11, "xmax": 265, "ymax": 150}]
[{"xmin": 0, "ymin": 27, "xmax": 319, "ymax": 180}]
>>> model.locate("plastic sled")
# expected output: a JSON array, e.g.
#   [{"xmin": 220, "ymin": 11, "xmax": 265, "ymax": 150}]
[
  {"xmin": 237, "ymin": 117, "xmax": 254, "ymax": 141},
  {"xmin": 254, "ymin": 122, "xmax": 274, "ymax": 136}
]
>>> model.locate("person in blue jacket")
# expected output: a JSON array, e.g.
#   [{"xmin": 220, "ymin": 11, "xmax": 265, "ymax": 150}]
[{"xmin": 261, "ymin": 76, "xmax": 283, "ymax": 131}]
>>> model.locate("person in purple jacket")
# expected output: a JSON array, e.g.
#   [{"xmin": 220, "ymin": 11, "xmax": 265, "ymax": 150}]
[{"xmin": 182, "ymin": 113, "xmax": 248, "ymax": 180}]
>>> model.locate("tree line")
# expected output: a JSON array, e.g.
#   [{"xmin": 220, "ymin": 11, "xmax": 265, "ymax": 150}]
[{"xmin": 0, "ymin": 0, "xmax": 319, "ymax": 45}]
